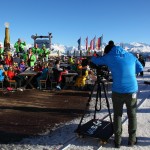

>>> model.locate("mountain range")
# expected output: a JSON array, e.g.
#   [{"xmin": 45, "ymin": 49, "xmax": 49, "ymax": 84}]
[
  {"xmin": 51, "ymin": 42, "xmax": 150, "ymax": 56},
  {"xmin": 0, "ymin": 42, "xmax": 150, "ymax": 56}
]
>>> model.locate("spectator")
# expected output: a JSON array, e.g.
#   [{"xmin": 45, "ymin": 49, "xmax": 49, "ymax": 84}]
[
  {"xmin": 32, "ymin": 43, "xmax": 40, "ymax": 54},
  {"xmin": 42, "ymin": 44, "xmax": 50, "ymax": 62},
  {"xmin": 93, "ymin": 51, "xmax": 99, "ymax": 57},
  {"xmin": 36, "ymin": 63, "xmax": 49, "ymax": 89},
  {"xmin": 6, "ymin": 66, "xmax": 23, "ymax": 87},
  {"xmin": 137, "ymin": 54, "xmax": 145, "ymax": 76},
  {"xmin": 68, "ymin": 56, "xmax": 74, "ymax": 64},
  {"xmin": 14, "ymin": 38, "xmax": 26, "ymax": 54},
  {"xmin": 5, "ymin": 51, "xmax": 13, "ymax": 67},
  {"xmin": 22, "ymin": 50, "xmax": 28, "ymax": 65},
  {"xmin": 27, "ymin": 48, "xmax": 36, "ymax": 68},
  {"xmin": 13, "ymin": 53, "xmax": 21, "ymax": 65},
  {"xmin": 53, "ymin": 60, "xmax": 63, "ymax": 90},
  {"xmin": 0, "ymin": 44, "xmax": 4, "ymax": 61},
  {"xmin": 0, "ymin": 64, "xmax": 5, "ymax": 82},
  {"xmin": 74, "ymin": 60, "xmax": 89, "ymax": 88},
  {"xmin": 19, "ymin": 59, "xmax": 27, "ymax": 73}
]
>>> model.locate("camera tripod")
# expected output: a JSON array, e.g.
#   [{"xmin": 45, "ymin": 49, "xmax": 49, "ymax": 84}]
[{"xmin": 75, "ymin": 75, "xmax": 113, "ymax": 142}]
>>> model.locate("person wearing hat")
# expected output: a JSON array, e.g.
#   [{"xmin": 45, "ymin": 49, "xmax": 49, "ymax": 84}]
[
  {"xmin": 14, "ymin": 38, "xmax": 26, "ymax": 54},
  {"xmin": 103, "ymin": 40, "xmax": 115, "ymax": 54},
  {"xmin": 0, "ymin": 44, "xmax": 4, "ymax": 60},
  {"xmin": 91, "ymin": 40, "xmax": 143, "ymax": 148}
]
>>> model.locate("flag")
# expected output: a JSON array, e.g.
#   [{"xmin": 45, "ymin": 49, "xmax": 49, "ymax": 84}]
[
  {"xmin": 93, "ymin": 36, "xmax": 96, "ymax": 50},
  {"xmin": 90, "ymin": 39, "xmax": 94, "ymax": 50},
  {"xmin": 85, "ymin": 36, "xmax": 88, "ymax": 50},
  {"xmin": 97, "ymin": 35, "xmax": 103, "ymax": 50},
  {"xmin": 77, "ymin": 37, "xmax": 81, "ymax": 50}
]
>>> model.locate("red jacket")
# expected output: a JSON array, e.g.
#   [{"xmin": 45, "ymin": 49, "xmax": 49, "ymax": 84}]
[
  {"xmin": 5, "ymin": 56, "xmax": 13, "ymax": 66},
  {"xmin": 7, "ymin": 70, "xmax": 15, "ymax": 80}
]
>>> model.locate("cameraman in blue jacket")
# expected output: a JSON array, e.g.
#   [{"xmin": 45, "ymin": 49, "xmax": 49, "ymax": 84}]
[{"xmin": 91, "ymin": 41, "xmax": 143, "ymax": 148}]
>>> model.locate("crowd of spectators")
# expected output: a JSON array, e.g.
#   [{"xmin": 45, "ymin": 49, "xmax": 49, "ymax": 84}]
[{"xmin": 0, "ymin": 39, "xmax": 97, "ymax": 91}]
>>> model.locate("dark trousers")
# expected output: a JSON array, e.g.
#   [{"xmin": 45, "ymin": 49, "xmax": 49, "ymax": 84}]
[
  {"xmin": 140, "ymin": 71, "xmax": 144, "ymax": 76},
  {"xmin": 112, "ymin": 92, "xmax": 137, "ymax": 144}
]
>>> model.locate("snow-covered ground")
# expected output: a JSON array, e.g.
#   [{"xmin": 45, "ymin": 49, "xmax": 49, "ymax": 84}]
[{"xmin": 0, "ymin": 62, "xmax": 150, "ymax": 150}]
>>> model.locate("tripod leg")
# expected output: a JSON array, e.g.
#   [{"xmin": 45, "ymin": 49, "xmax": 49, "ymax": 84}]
[
  {"xmin": 76, "ymin": 81, "xmax": 97, "ymax": 131},
  {"xmin": 102, "ymin": 82, "xmax": 113, "ymax": 124},
  {"xmin": 94, "ymin": 82, "xmax": 102, "ymax": 119},
  {"xmin": 87, "ymin": 81, "xmax": 97, "ymax": 103}
]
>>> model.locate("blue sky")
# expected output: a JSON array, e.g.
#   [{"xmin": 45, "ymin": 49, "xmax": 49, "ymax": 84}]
[{"xmin": 0, "ymin": 0, "xmax": 150, "ymax": 46}]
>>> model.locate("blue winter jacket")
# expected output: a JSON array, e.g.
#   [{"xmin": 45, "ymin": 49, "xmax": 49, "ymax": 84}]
[
  {"xmin": 41, "ymin": 68, "xmax": 48, "ymax": 79},
  {"xmin": 91, "ymin": 46, "xmax": 143, "ymax": 93},
  {"xmin": 0, "ymin": 69, "xmax": 4, "ymax": 81}
]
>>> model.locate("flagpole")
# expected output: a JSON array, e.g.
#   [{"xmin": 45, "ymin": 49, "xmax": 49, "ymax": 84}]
[
  {"xmin": 94, "ymin": 35, "xmax": 96, "ymax": 51},
  {"xmin": 85, "ymin": 36, "xmax": 88, "ymax": 56},
  {"xmin": 80, "ymin": 37, "xmax": 82, "ymax": 57},
  {"xmin": 77, "ymin": 37, "xmax": 82, "ymax": 57},
  {"xmin": 101, "ymin": 34, "xmax": 103, "ymax": 56}
]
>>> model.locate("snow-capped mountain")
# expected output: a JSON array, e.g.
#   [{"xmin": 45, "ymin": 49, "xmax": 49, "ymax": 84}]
[
  {"xmin": 50, "ymin": 42, "xmax": 150, "ymax": 56},
  {"xmin": 1, "ymin": 42, "xmax": 150, "ymax": 56},
  {"xmin": 122, "ymin": 42, "xmax": 150, "ymax": 56}
]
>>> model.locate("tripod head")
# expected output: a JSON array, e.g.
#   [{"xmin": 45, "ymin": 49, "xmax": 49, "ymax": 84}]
[{"xmin": 94, "ymin": 65, "xmax": 110, "ymax": 82}]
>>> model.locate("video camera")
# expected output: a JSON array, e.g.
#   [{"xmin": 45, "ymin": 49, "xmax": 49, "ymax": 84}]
[{"xmin": 81, "ymin": 56, "xmax": 110, "ymax": 80}]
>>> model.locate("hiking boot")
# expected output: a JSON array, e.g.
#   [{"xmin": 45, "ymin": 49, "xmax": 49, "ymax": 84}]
[
  {"xmin": 128, "ymin": 137, "xmax": 137, "ymax": 147},
  {"xmin": 115, "ymin": 143, "xmax": 120, "ymax": 148},
  {"xmin": 114, "ymin": 141, "xmax": 121, "ymax": 148}
]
